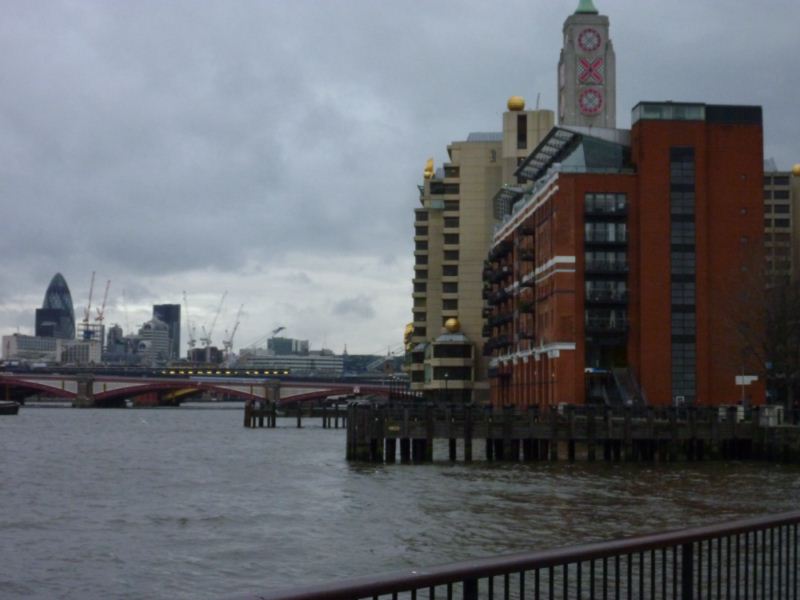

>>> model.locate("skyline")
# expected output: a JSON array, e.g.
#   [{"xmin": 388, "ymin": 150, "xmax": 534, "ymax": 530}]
[{"xmin": 1, "ymin": 0, "xmax": 798, "ymax": 355}]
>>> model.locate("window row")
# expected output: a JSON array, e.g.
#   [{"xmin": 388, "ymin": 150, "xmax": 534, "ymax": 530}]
[
  {"xmin": 765, "ymin": 203, "xmax": 790, "ymax": 214},
  {"xmin": 585, "ymin": 222, "xmax": 627, "ymax": 243},
  {"xmin": 764, "ymin": 190, "xmax": 791, "ymax": 200},
  {"xmin": 765, "ymin": 218, "xmax": 791, "ymax": 228},
  {"xmin": 584, "ymin": 193, "xmax": 627, "ymax": 214}
]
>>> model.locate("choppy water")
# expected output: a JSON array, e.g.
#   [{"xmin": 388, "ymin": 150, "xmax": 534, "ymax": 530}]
[{"xmin": 1, "ymin": 406, "xmax": 799, "ymax": 599}]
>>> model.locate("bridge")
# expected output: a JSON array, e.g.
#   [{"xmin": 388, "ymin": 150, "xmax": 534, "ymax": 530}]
[{"xmin": 0, "ymin": 371, "xmax": 396, "ymax": 408}]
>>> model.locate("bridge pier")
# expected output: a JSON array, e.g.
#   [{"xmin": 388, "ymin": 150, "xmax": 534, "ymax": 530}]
[{"xmin": 72, "ymin": 376, "xmax": 95, "ymax": 408}]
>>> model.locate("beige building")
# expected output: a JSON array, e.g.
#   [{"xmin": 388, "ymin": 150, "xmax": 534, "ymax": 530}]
[
  {"xmin": 408, "ymin": 99, "xmax": 553, "ymax": 402},
  {"xmin": 763, "ymin": 162, "xmax": 800, "ymax": 284}
]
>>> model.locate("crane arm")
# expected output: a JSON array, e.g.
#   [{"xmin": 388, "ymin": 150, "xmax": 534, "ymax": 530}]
[
  {"xmin": 83, "ymin": 271, "xmax": 96, "ymax": 324},
  {"xmin": 205, "ymin": 290, "xmax": 227, "ymax": 346},
  {"xmin": 95, "ymin": 280, "xmax": 111, "ymax": 323}
]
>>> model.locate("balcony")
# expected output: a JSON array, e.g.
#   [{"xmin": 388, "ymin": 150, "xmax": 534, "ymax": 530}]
[
  {"xmin": 489, "ymin": 312, "xmax": 513, "ymax": 327},
  {"xmin": 489, "ymin": 240, "xmax": 513, "ymax": 261},
  {"xmin": 585, "ymin": 316, "xmax": 628, "ymax": 333},
  {"xmin": 518, "ymin": 249, "xmax": 535, "ymax": 262},
  {"xmin": 488, "ymin": 289, "xmax": 510, "ymax": 306}
]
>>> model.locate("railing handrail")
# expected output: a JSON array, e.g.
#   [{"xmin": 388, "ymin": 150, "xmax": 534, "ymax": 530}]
[{"xmin": 247, "ymin": 510, "xmax": 800, "ymax": 600}]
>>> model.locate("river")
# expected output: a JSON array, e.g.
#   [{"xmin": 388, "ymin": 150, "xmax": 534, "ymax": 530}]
[{"xmin": 1, "ymin": 405, "xmax": 799, "ymax": 599}]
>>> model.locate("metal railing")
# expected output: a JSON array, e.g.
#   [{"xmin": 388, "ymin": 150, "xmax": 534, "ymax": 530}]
[{"xmin": 250, "ymin": 511, "xmax": 800, "ymax": 600}]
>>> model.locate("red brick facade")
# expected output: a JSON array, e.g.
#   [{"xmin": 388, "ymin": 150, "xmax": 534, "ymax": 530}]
[{"xmin": 486, "ymin": 104, "xmax": 766, "ymax": 409}]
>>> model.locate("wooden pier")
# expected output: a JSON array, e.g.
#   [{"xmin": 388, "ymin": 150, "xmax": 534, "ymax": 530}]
[
  {"xmin": 243, "ymin": 403, "xmax": 347, "ymax": 429},
  {"xmin": 346, "ymin": 403, "xmax": 800, "ymax": 464}
]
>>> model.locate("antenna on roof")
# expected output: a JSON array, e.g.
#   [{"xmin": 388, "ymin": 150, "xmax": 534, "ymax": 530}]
[{"xmin": 535, "ymin": 93, "xmax": 541, "ymax": 110}]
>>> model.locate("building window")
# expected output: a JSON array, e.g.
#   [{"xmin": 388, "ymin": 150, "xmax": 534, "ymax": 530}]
[
  {"xmin": 444, "ymin": 233, "xmax": 459, "ymax": 245},
  {"xmin": 413, "ymin": 297, "xmax": 426, "ymax": 308},
  {"xmin": 775, "ymin": 218, "xmax": 791, "ymax": 228},
  {"xmin": 670, "ymin": 221, "xmax": 696, "ymax": 245},
  {"xmin": 444, "ymin": 183, "xmax": 460, "ymax": 195},
  {"xmin": 415, "ymin": 226, "xmax": 428, "ymax": 236},
  {"xmin": 671, "ymin": 251, "xmax": 696, "ymax": 274},
  {"xmin": 444, "ymin": 200, "xmax": 459, "ymax": 211},
  {"xmin": 773, "ymin": 176, "xmax": 790, "ymax": 186},
  {"xmin": 414, "ymin": 327, "xmax": 427, "ymax": 338},
  {"xmin": 670, "ymin": 191, "xmax": 695, "ymax": 215},
  {"xmin": 443, "ymin": 298, "xmax": 458, "ymax": 310},
  {"xmin": 444, "ymin": 250, "xmax": 459, "ymax": 261},
  {"xmin": 671, "ymin": 281, "xmax": 695, "ymax": 305},
  {"xmin": 517, "ymin": 113, "xmax": 528, "ymax": 149},
  {"xmin": 433, "ymin": 344, "xmax": 472, "ymax": 359},
  {"xmin": 415, "ymin": 255, "xmax": 428, "ymax": 265},
  {"xmin": 413, "ymin": 311, "xmax": 426, "ymax": 322},
  {"xmin": 444, "ymin": 217, "xmax": 460, "ymax": 228},
  {"xmin": 415, "ymin": 240, "xmax": 428, "ymax": 251},
  {"xmin": 765, "ymin": 218, "xmax": 772, "ymax": 227},
  {"xmin": 585, "ymin": 222, "xmax": 627, "ymax": 243},
  {"xmin": 413, "ymin": 282, "xmax": 427, "ymax": 293},
  {"xmin": 433, "ymin": 366, "xmax": 472, "ymax": 381},
  {"xmin": 415, "ymin": 268, "xmax": 428, "ymax": 280},
  {"xmin": 774, "ymin": 204, "xmax": 790, "ymax": 214},
  {"xmin": 443, "ymin": 265, "xmax": 458, "ymax": 277},
  {"xmin": 764, "ymin": 189, "xmax": 772, "ymax": 200},
  {"xmin": 774, "ymin": 190, "xmax": 791, "ymax": 200},
  {"xmin": 444, "ymin": 166, "xmax": 460, "ymax": 178},
  {"xmin": 442, "ymin": 282, "xmax": 458, "ymax": 293},
  {"xmin": 416, "ymin": 211, "xmax": 428, "ymax": 222},
  {"xmin": 671, "ymin": 312, "xmax": 696, "ymax": 335}
]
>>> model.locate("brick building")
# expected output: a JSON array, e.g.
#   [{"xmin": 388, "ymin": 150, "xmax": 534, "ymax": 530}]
[{"xmin": 484, "ymin": 102, "xmax": 766, "ymax": 409}]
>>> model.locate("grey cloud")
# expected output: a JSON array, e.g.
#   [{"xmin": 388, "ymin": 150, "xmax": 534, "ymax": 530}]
[{"xmin": 332, "ymin": 296, "xmax": 376, "ymax": 320}]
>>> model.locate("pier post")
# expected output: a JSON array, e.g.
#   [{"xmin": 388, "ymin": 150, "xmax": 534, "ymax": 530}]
[
  {"xmin": 464, "ymin": 405, "xmax": 473, "ymax": 463},
  {"xmin": 424, "ymin": 403, "xmax": 434, "ymax": 462},
  {"xmin": 243, "ymin": 402, "xmax": 252, "ymax": 428},
  {"xmin": 296, "ymin": 405, "xmax": 302, "ymax": 428},
  {"xmin": 385, "ymin": 437, "xmax": 396, "ymax": 464},
  {"xmin": 549, "ymin": 409, "xmax": 559, "ymax": 461},
  {"xmin": 587, "ymin": 406, "xmax": 596, "ymax": 461}
]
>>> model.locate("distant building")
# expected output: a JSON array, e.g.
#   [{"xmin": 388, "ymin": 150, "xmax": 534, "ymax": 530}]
[
  {"xmin": 237, "ymin": 348, "xmax": 343, "ymax": 376},
  {"xmin": 2, "ymin": 334, "xmax": 60, "ymax": 362},
  {"xmin": 762, "ymin": 164, "xmax": 800, "ymax": 284},
  {"xmin": 137, "ymin": 318, "xmax": 170, "ymax": 365},
  {"xmin": 35, "ymin": 273, "xmax": 75, "ymax": 339},
  {"xmin": 2, "ymin": 334, "xmax": 101, "ymax": 365},
  {"xmin": 153, "ymin": 304, "xmax": 181, "ymax": 360},
  {"xmin": 267, "ymin": 337, "xmax": 309, "ymax": 355}
]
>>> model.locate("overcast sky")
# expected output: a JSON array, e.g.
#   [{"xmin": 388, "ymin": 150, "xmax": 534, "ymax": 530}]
[{"xmin": 1, "ymin": 0, "xmax": 797, "ymax": 356}]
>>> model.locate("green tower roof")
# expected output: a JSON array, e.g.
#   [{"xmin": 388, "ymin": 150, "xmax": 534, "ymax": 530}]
[{"xmin": 575, "ymin": 0, "xmax": 599, "ymax": 14}]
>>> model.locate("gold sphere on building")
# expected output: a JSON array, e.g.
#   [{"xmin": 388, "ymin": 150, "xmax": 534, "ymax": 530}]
[
  {"xmin": 507, "ymin": 96, "xmax": 526, "ymax": 111},
  {"xmin": 792, "ymin": 163, "xmax": 800, "ymax": 177},
  {"xmin": 444, "ymin": 317, "xmax": 461, "ymax": 333}
]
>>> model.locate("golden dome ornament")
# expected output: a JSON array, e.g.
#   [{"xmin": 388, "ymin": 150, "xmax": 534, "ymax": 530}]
[
  {"xmin": 507, "ymin": 96, "xmax": 525, "ymax": 111},
  {"xmin": 444, "ymin": 318, "xmax": 461, "ymax": 333}
]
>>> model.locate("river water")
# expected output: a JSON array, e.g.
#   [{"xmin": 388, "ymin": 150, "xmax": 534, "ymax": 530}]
[{"xmin": 1, "ymin": 405, "xmax": 799, "ymax": 599}]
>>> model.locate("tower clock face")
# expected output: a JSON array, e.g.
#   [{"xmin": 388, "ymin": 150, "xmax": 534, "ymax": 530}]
[
  {"xmin": 577, "ymin": 28, "xmax": 602, "ymax": 52},
  {"xmin": 579, "ymin": 88, "xmax": 604, "ymax": 115}
]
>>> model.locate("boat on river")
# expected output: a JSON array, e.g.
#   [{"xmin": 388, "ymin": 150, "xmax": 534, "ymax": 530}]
[{"xmin": 0, "ymin": 401, "xmax": 20, "ymax": 415}]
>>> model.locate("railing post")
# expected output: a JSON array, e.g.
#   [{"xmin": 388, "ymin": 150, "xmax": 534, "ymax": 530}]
[
  {"xmin": 681, "ymin": 542, "xmax": 694, "ymax": 600},
  {"xmin": 463, "ymin": 577, "xmax": 478, "ymax": 600}
]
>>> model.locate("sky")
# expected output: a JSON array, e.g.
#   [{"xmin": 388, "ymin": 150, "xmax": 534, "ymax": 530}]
[{"xmin": 1, "ymin": 0, "xmax": 798, "ymax": 356}]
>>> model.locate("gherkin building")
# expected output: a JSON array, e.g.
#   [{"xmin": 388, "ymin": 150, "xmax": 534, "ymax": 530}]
[{"xmin": 35, "ymin": 273, "xmax": 76, "ymax": 339}]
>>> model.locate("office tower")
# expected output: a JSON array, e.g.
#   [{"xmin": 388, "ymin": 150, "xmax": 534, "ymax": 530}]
[
  {"xmin": 35, "ymin": 273, "xmax": 75, "ymax": 339},
  {"xmin": 153, "ymin": 304, "xmax": 181, "ymax": 360}
]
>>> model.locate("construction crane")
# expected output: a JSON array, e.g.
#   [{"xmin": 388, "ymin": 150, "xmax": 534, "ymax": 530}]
[
  {"xmin": 200, "ymin": 290, "xmax": 227, "ymax": 348},
  {"xmin": 183, "ymin": 291, "xmax": 197, "ymax": 350},
  {"xmin": 95, "ymin": 279, "xmax": 111, "ymax": 324},
  {"xmin": 83, "ymin": 271, "xmax": 96, "ymax": 326},
  {"xmin": 223, "ymin": 304, "xmax": 244, "ymax": 362}
]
